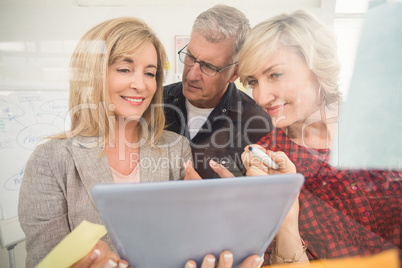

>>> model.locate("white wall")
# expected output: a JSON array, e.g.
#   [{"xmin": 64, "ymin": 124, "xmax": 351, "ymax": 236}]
[
  {"xmin": 0, "ymin": 0, "xmax": 334, "ymax": 90},
  {"xmin": 0, "ymin": 0, "xmax": 335, "ymax": 267}
]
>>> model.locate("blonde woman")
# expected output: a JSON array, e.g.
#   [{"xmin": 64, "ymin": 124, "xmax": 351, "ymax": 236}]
[
  {"xmin": 18, "ymin": 17, "xmax": 192, "ymax": 268},
  {"xmin": 239, "ymin": 10, "xmax": 402, "ymax": 263}
]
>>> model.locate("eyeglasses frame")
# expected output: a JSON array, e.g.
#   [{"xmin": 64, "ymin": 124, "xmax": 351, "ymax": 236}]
[{"xmin": 178, "ymin": 44, "xmax": 238, "ymax": 77}]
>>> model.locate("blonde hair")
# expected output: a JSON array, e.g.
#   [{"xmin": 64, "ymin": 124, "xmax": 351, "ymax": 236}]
[
  {"xmin": 57, "ymin": 17, "xmax": 167, "ymax": 150},
  {"xmin": 239, "ymin": 10, "xmax": 341, "ymax": 103}
]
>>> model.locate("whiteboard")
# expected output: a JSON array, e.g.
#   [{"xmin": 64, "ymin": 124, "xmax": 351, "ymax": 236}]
[{"xmin": 0, "ymin": 90, "xmax": 70, "ymax": 220}]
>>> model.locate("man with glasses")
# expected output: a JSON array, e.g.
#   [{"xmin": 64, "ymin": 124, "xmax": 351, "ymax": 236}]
[{"xmin": 164, "ymin": 4, "xmax": 272, "ymax": 179}]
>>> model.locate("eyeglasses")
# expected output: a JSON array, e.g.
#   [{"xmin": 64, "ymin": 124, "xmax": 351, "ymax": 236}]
[{"xmin": 178, "ymin": 44, "xmax": 238, "ymax": 77}]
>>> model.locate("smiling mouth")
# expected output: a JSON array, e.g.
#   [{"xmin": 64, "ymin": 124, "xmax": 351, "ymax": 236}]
[
  {"xmin": 267, "ymin": 104, "xmax": 285, "ymax": 116},
  {"xmin": 121, "ymin": 96, "xmax": 144, "ymax": 103}
]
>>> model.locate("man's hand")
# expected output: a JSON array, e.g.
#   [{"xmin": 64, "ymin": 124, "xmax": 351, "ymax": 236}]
[
  {"xmin": 183, "ymin": 160, "xmax": 235, "ymax": 180},
  {"xmin": 209, "ymin": 160, "xmax": 235, "ymax": 178}
]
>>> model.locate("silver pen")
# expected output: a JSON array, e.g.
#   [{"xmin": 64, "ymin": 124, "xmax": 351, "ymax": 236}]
[{"xmin": 248, "ymin": 146, "xmax": 280, "ymax": 170}]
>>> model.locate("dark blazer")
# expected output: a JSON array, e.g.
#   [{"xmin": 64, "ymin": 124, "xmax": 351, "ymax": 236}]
[{"xmin": 164, "ymin": 82, "xmax": 273, "ymax": 178}]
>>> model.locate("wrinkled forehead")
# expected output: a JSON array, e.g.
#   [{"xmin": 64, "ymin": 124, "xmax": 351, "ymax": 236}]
[{"xmin": 187, "ymin": 31, "xmax": 235, "ymax": 64}]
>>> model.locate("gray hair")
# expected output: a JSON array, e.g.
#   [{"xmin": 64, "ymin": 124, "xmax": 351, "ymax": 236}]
[{"xmin": 192, "ymin": 4, "xmax": 250, "ymax": 61}]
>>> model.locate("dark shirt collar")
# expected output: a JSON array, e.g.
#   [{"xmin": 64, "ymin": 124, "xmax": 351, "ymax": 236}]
[{"xmin": 166, "ymin": 82, "xmax": 242, "ymax": 118}]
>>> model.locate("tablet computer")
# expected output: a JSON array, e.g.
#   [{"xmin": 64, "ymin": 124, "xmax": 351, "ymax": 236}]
[{"xmin": 90, "ymin": 174, "xmax": 304, "ymax": 268}]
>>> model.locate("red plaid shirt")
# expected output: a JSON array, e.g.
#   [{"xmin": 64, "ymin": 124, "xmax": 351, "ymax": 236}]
[{"xmin": 258, "ymin": 128, "xmax": 402, "ymax": 262}]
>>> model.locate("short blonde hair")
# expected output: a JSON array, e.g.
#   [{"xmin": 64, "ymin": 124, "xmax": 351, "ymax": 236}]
[
  {"xmin": 239, "ymin": 10, "xmax": 341, "ymax": 104},
  {"xmin": 64, "ymin": 17, "xmax": 167, "ymax": 149}
]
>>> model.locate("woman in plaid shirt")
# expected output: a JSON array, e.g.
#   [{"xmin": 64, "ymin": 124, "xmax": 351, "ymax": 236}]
[{"xmin": 238, "ymin": 10, "xmax": 402, "ymax": 264}]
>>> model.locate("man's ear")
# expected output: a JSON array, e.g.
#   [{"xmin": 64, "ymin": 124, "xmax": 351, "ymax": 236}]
[{"xmin": 228, "ymin": 65, "xmax": 239, "ymax": 83}]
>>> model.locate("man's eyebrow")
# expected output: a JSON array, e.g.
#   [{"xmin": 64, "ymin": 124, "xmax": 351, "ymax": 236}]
[{"xmin": 185, "ymin": 48, "xmax": 218, "ymax": 69}]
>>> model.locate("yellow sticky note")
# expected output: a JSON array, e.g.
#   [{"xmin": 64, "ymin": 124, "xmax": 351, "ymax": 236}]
[
  {"xmin": 164, "ymin": 62, "xmax": 171, "ymax": 71},
  {"xmin": 267, "ymin": 249, "xmax": 399, "ymax": 268},
  {"xmin": 37, "ymin": 220, "xmax": 107, "ymax": 268}
]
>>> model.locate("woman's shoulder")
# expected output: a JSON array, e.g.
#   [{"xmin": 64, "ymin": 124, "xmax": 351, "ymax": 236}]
[
  {"xmin": 157, "ymin": 130, "xmax": 189, "ymax": 145},
  {"xmin": 24, "ymin": 138, "xmax": 73, "ymax": 175},
  {"xmin": 32, "ymin": 138, "xmax": 69, "ymax": 155},
  {"xmin": 32, "ymin": 136, "xmax": 101, "ymax": 156}
]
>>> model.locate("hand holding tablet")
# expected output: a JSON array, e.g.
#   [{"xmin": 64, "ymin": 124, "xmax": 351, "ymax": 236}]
[
  {"xmin": 91, "ymin": 174, "xmax": 304, "ymax": 268},
  {"xmin": 185, "ymin": 251, "xmax": 263, "ymax": 268}
]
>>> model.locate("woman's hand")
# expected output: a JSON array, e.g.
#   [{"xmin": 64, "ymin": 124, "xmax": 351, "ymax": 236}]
[
  {"xmin": 183, "ymin": 160, "xmax": 202, "ymax": 180},
  {"xmin": 241, "ymin": 145, "xmax": 296, "ymax": 175},
  {"xmin": 272, "ymin": 194, "xmax": 308, "ymax": 264},
  {"xmin": 185, "ymin": 251, "xmax": 263, "ymax": 268},
  {"xmin": 70, "ymin": 240, "xmax": 131, "ymax": 268},
  {"xmin": 241, "ymin": 148, "xmax": 300, "ymax": 235},
  {"xmin": 241, "ymin": 145, "xmax": 307, "ymax": 264}
]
